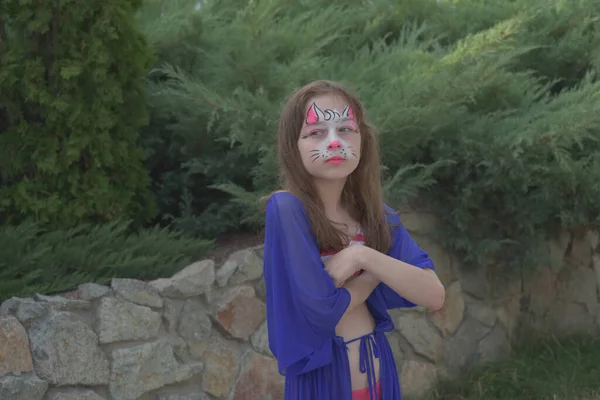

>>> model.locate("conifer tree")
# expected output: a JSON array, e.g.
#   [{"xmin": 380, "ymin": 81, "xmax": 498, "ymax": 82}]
[{"xmin": 0, "ymin": 0, "xmax": 155, "ymax": 228}]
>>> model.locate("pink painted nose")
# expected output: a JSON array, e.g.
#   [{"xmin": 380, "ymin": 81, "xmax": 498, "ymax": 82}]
[{"xmin": 327, "ymin": 140, "xmax": 341, "ymax": 149}]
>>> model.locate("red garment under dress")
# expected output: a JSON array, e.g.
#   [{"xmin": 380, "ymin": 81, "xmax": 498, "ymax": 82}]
[{"xmin": 319, "ymin": 232, "xmax": 366, "ymax": 279}]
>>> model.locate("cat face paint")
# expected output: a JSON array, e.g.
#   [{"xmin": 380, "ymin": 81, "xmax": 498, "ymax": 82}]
[
  {"xmin": 300, "ymin": 102, "xmax": 359, "ymax": 160},
  {"xmin": 297, "ymin": 95, "xmax": 361, "ymax": 181},
  {"xmin": 305, "ymin": 102, "xmax": 356, "ymax": 125}
]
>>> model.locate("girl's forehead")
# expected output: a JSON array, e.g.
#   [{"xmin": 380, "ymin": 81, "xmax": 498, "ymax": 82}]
[
  {"xmin": 304, "ymin": 94, "xmax": 348, "ymax": 113},
  {"xmin": 303, "ymin": 95, "xmax": 356, "ymax": 127}
]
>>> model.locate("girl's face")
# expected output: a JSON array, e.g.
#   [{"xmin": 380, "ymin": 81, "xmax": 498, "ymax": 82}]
[{"xmin": 297, "ymin": 94, "xmax": 362, "ymax": 182}]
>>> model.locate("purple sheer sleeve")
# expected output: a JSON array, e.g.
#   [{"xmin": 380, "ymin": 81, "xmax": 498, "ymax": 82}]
[
  {"xmin": 374, "ymin": 205, "xmax": 435, "ymax": 309},
  {"xmin": 263, "ymin": 192, "xmax": 351, "ymax": 376}
]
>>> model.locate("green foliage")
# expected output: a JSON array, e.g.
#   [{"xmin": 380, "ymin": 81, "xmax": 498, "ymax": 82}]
[
  {"xmin": 0, "ymin": 221, "xmax": 213, "ymax": 301},
  {"xmin": 423, "ymin": 335, "xmax": 600, "ymax": 400},
  {"xmin": 137, "ymin": 0, "xmax": 600, "ymax": 273},
  {"xmin": 0, "ymin": 0, "xmax": 156, "ymax": 228}
]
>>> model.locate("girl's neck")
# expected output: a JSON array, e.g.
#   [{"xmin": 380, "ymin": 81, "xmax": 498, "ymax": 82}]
[{"xmin": 313, "ymin": 177, "xmax": 347, "ymax": 218}]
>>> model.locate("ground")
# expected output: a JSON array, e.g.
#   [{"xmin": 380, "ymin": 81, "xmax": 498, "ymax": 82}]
[{"xmin": 420, "ymin": 335, "xmax": 600, "ymax": 400}]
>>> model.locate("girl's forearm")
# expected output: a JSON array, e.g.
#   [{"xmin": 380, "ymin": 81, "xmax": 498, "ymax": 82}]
[
  {"xmin": 343, "ymin": 271, "xmax": 380, "ymax": 312},
  {"xmin": 356, "ymin": 246, "xmax": 445, "ymax": 311}
]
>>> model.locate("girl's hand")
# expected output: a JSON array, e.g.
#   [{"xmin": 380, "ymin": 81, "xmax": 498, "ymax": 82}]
[{"xmin": 324, "ymin": 245, "xmax": 364, "ymax": 287}]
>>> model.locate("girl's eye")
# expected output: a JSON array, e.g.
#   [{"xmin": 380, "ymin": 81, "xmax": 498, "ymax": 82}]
[
  {"xmin": 339, "ymin": 127, "xmax": 355, "ymax": 133},
  {"xmin": 309, "ymin": 130, "xmax": 325, "ymax": 136}
]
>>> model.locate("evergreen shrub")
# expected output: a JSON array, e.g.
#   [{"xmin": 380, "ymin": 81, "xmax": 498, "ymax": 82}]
[
  {"xmin": 0, "ymin": 0, "xmax": 156, "ymax": 228},
  {"xmin": 0, "ymin": 221, "xmax": 213, "ymax": 301},
  {"xmin": 140, "ymin": 0, "xmax": 600, "ymax": 272}
]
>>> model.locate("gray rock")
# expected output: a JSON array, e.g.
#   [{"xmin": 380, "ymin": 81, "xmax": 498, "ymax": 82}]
[
  {"xmin": 217, "ymin": 248, "xmax": 263, "ymax": 287},
  {"xmin": 594, "ymin": 255, "xmax": 600, "ymax": 298},
  {"xmin": 156, "ymin": 394, "xmax": 211, "ymax": 400},
  {"xmin": 167, "ymin": 335, "xmax": 189, "ymax": 362},
  {"xmin": 216, "ymin": 260, "xmax": 238, "ymax": 288},
  {"xmin": 109, "ymin": 340, "xmax": 203, "ymax": 400},
  {"xmin": 548, "ymin": 230, "xmax": 571, "ymax": 265},
  {"xmin": 548, "ymin": 301, "xmax": 598, "ymax": 336},
  {"xmin": 398, "ymin": 207, "xmax": 438, "ymax": 234},
  {"xmin": 412, "ymin": 234, "xmax": 456, "ymax": 286},
  {"xmin": 27, "ymin": 312, "xmax": 109, "ymax": 386},
  {"xmin": 429, "ymin": 281, "xmax": 465, "ymax": 336},
  {"xmin": 255, "ymin": 279, "xmax": 266, "ymax": 301},
  {"xmin": 203, "ymin": 287, "xmax": 218, "ymax": 305},
  {"xmin": 78, "ymin": 283, "xmax": 111, "ymax": 300},
  {"xmin": 478, "ymin": 323, "xmax": 510, "ymax": 363},
  {"xmin": 34, "ymin": 294, "xmax": 91, "ymax": 310},
  {"xmin": 399, "ymin": 360, "xmax": 437, "ymax": 398},
  {"xmin": 0, "ymin": 375, "xmax": 48, "ymax": 400},
  {"xmin": 201, "ymin": 338, "xmax": 241, "ymax": 398},
  {"xmin": 460, "ymin": 267, "xmax": 490, "ymax": 300},
  {"xmin": 46, "ymin": 388, "xmax": 106, "ymax": 400},
  {"xmin": 250, "ymin": 321, "xmax": 273, "ymax": 357},
  {"xmin": 0, "ymin": 316, "xmax": 33, "ymax": 377},
  {"xmin": 568, "ymin": 230, "xmax": 595, "ymax": 266},
  {"xmin": 559, "ymin": 266, "xmax": 598, "ymax": 312},
  {"xmin": 253, "ymin": 245, "xmax": 265, "ymax": 260},
  {"xmin": 444, "ymin": 317, "xmax": 491, "ymax": 373},
  {"xmin": 212, "ymin": 286, "xmax": 265, "ymax": 341},
  {"xmin": 111, "ymin": 278, "xmax": 163, "ymax": 308},
  {"xmin": 0, "ymin": 297, "xmax": 49, "ymax": 323},
  {"xmin": 163, "ymin": 298, "xmax": 185, "ymax": 333},
  {"xmin": 150, "ymin": 260, "xmax": 215, "ymax": 298},
  {"xmin": 230, "ymin": 351, "xmax": 283, "ymax": 399},
  {"xmin": 177, "ymin": 299, "xmax": 212, "ymax": 359},
  {"xmin": 386, "ymin": 331, "xmax": 405, "ymax": 369},
  {"xmin": 467, "ymin": 302, "xmax": 497, "ymax": 327},
  {"xmin": 396, "ymin": 312, "xmax": 444, "ymax": 362},
  {"xmin": 95, "ymin": 297, "xmax": 161, "ymax": 344}
]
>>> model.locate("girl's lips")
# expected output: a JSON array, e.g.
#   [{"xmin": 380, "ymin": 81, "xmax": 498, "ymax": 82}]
[{"xmin": 326, "ymin": 156, "xmax": 345, "ymax": 165}]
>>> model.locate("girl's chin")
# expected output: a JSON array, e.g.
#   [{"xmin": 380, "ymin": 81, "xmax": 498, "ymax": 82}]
[{"xmin": 309, "ymin": 167, "xmax": 358, "ymax": 182}]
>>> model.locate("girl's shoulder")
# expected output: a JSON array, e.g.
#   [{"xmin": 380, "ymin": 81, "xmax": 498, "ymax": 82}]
[
  {"xmin": 266, "ymin": 190, "xmax": 303, "ymax": 208},
  {"xmin": 267, "ymin": 189, "xmax": 298, "ymax": 202},
  {"xmin": 265, "ymin": 190, "xmax": 308, "ymax": 219},
  {"xmin": 383, "ymin": 203, "xmax": 401, "ymax": 224}
]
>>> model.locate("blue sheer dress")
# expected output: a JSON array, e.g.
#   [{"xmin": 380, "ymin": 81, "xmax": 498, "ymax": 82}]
[{"xmin": 263, "ymin": 192, "xmax": 435, "ymax": 400}]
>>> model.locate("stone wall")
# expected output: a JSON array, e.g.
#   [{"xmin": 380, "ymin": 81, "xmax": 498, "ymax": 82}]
[{"xmin": 1, "ymin": 211, "xmax": 599, "ymax": 400}]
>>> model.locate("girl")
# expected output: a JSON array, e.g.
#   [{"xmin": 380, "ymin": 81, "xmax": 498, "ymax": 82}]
[{"xmin": 263, "ymin": 80, "xmax": 445, "ymax": 400}]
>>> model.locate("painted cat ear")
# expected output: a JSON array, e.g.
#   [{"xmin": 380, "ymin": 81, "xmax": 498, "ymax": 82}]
[
  {"xmin": 324, "ymin": 109, "xmax": 340, "ymax": 121},
  {"xmin": 306, "ymin": 102, "xmax": 326, "ymax": 124},
  {"xmin": 342, "ymin": 105, "xmax": 355, "ymax": 120}
]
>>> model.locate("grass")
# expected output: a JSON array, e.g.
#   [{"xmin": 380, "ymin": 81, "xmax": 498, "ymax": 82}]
[{"xmin": 420, "ymin": 334, "xmax": 600, "ymax": 400}]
